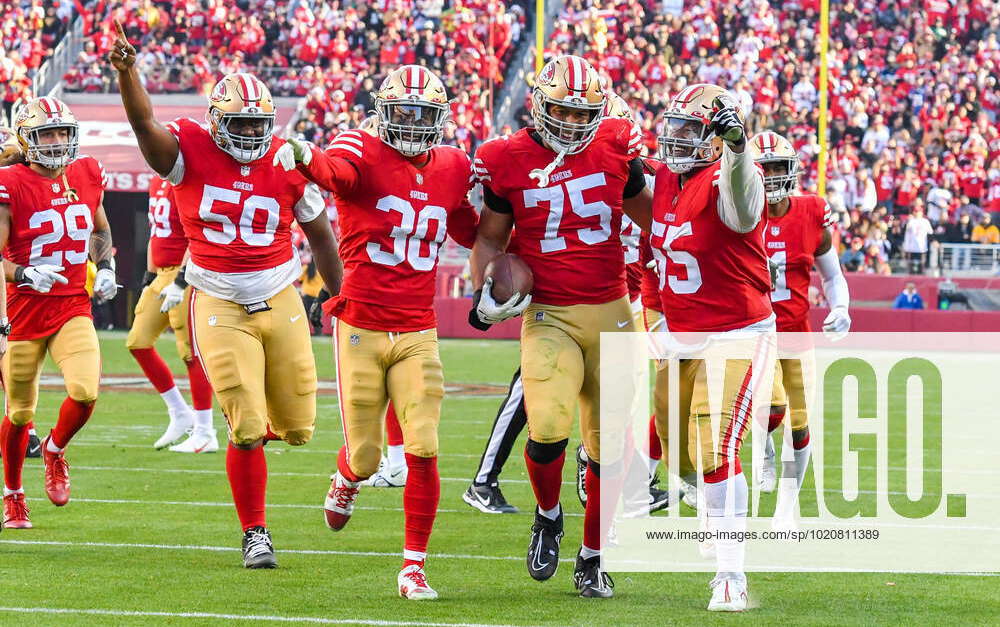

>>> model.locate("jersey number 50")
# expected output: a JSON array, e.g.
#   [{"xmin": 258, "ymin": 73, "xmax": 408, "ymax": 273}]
[{"xmin": 199, "ymin": 184, "xmax": 279, "ymax": 246}]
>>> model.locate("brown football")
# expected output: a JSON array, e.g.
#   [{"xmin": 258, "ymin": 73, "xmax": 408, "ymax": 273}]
[{"xmin": 484, "ymin": 253, "xmax": 534, "ymax": 303}]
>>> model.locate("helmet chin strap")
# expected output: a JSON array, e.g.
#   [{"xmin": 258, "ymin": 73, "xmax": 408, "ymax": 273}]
[{"xmin": 529, "ymin": 146, "xmax": 568, "ymax": 187}]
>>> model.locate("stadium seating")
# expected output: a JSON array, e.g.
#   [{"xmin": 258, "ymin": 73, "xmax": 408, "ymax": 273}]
[
  {"xmin": 1, "ymin": 0, "xmax": 70, "ymax": 124},
  {"xmin": 540, "ymin": 0, "xmax": 1000, "ymax": 274},
  {"xmin": 61, "ymin": 0, "xmax": 529, "ymax": 151}
]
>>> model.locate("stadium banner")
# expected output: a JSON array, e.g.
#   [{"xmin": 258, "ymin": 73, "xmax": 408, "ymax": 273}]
[
  {"xmin": 600, "ymin": 332, "xmax": 1000, "ymax": 573},
  {"xmin": 68, "ymin": 103, "xmax": 295, "ymax": 192}
]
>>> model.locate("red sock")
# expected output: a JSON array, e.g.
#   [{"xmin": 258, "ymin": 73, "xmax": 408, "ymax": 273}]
[
  {"xmin": 1, "ymin": 417, "xmax": 29, "ymax": 490},
  {"xmin": 225, "ymin": 443, "xmax": 267, "ymax": 531},
  {"xmin": 768, "ymin": 408, "xmax": 786, "ymax": 434},
  {"xmin": 403, "ymin": 453, "xmax": 439, "ymax": 567},
  {"xmin": 185, "ymin": 357, "xmax": 213, "ymax": 410},
  {"xmin": 50, "ymin": 397, "xmax": 96, "ymax": 449},
  {"xmin": 337, "ymin": 445, "xmax": 362, "ymax": 483},
  {"xmin": 583, "ymin": 463, "xmax": 624, "ymax": 552},
  {"xmin": 263, "ymin": 425, "xmax": 282, "ymax": 442},
  {"xmin": 385, "ymin": 403, "xmax": 403, "ymax": 447},
  {"xmin": 524, "ymin": 447, "xmax": 564, "ymax": 511},
  {"xmin": 648, "ymin": 415, "xmax": 662, "ymax": 460},
  {"xmin": 130, "ymin": 347, "xmax": 175, "ymax": 393}
]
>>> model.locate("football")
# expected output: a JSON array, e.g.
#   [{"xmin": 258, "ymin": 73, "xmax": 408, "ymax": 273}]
[{"xmin": 484, "ymin": 253, "xmax": 533, "ymax": 303}]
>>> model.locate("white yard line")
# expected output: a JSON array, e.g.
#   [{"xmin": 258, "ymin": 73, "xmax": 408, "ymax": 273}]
[{"xmin": 0, "ymin": 607, "xmax": 530, "ymax": 627}]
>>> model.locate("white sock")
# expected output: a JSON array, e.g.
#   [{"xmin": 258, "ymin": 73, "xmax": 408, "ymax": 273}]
[
  {"xmin": 579, "ymin": 545, "xmax": 600, "ymax": 560},
  {"xmin": 774, "ymin": 476, "xmax": 799, "ymax": 522},
  {"xmin": 764, "ymin": 430, "xmax": 775, "ymax": 460},
  {"xmin": 540, "ymin": 503, "xmax": 561, "ymax": 520},
  {"xmin": 793, "ymin": 442, "xmax": 812, "ymax": 488},
  {"xmin": 46, "ymin": 437, "xmax": 63, "ymax": 454},
  {"xmin": 403, "ymin": 549, "xmax": 426, "ymax": 564},
  {"xmin": 387, "ymin": 444, "xmax": 405, "ymax": 471},
  {"xmin": 3, "ymin": 487, "xmax": 24, "ymax": 496},
  {"xmin": 160, "ymin": 386, "xmax": 190, "ymax": 415},
  {"xmin": 704, "ymin": 472, "xmax": 749, "ymax": 576},
  {"xmin": 193, "ymin": 409, "xmax": 213, "ymax": 430},
  {"xmin": 648, "ymin": 455, "xmax": 660, "ymax": 478}
]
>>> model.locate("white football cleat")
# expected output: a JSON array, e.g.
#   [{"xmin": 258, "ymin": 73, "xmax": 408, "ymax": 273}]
[
  {"xmin": 398, "ymin": 564, "xmax": 438, "ymax": 600},
  {"xmin": 759, "ymin": 449, "xmax": 778, "ymax": 493},
  {"xmin": 678, "ymin": 476, "xmax": 698, "ymax": 510},
  {"xmin": 708, "ymin": 574, "xmax": 749, "ymax": 612},
  {"xmin": 154, "ymin": 408, "xmax": 194, "ymax": 449},
  {"xmin": 365, "ymin": 456, "xmax": 407, "ymax": 487},
  {"xmin": 169, "ymin": 428, "xmax": 219, "ymax": 453}
]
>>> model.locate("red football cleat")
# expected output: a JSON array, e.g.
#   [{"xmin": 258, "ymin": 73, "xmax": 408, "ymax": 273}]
[
  {"xmin": 3, "ymin": 492, "xmax": 32, "ymax": 528},
  {"xmin": 323, "ymin": 472, "xmax": 360, "ymax": 531},
  {"xmin": 41, "ymin": 436, "xmax": 71, "ymax": 506}
]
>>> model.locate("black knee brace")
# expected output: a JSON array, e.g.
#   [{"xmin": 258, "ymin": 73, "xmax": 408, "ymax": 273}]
[{"xmin": 525, "ymin": 438, "xmax": 568, "ymax": 464}]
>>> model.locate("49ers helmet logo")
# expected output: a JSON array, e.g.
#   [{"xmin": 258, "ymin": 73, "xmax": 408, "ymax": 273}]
[
  {"xmin": 538, "ymin": 61, "xmax": 556, "ymax": 85},
  {"xmin": 210, "ymin": 80, "xmax": 227, "ymax": 103}
]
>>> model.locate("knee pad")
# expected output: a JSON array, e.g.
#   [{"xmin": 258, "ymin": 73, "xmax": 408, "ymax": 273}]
[
  {"xmin": 349, "ymin": 442, "xmax": 382, "ymax": 478},
  {"xmin": 525, "ymin": 438, "xmax": 568, "ymax": 464},
  {"xmin": 9, "ymin": 410, "xmax": 34, "ymax": 427},
  {"xmin": 230, "ymin": 421, "xmax": 267, "ymax": 446},
  {"xmin": 66, "ymin": 381, "xmax": 98, "ymax": 404},
  {"xmin": 282, "ymin": 427, "xmax": 313, "ymax": 447}
]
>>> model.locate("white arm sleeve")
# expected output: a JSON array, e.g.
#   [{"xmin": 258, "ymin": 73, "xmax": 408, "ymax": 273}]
[
  {"xmin": 815, "ymin": 247, "xmax": 850, "ymax": 310},
  {"xmin": 165, "ymin": 150, "xmax": 185, "ymax": 185},
  {"xmin": 293, "ymin": 182, "xmax": 325, "ymax": 223},
  {"xmin": 716, "ymin": 144, "xmax": 765, "ymax": 233}
]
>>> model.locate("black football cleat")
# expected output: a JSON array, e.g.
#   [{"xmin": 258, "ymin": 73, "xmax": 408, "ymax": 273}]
[
  {"xmin": 527, "ymin": 506, "xmax": 563, "ymax": 581},
  {"xmin": 26, "ymin": 433, "xmax": 42, "ymax": 459},
  {"xmin": 242, "ymin": 526, "xmax": 277, "ymax": 569},
  {"xmin": 574, "ymin": 548, "xmax": 614, "ymax": 598},
  {"xmin": 462, "ymin": 483, "xmax": 519, "ymax": 514}
]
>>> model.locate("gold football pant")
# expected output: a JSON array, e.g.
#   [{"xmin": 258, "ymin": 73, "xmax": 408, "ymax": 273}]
[
  {"xmin": 2, "ymin": 316, "xmax": 101, "ymax": 425},
  {"xmin": 770, "ymin": 356, "xmax": 812, "ymax": 432},
  {"xmin": 190, "ymin": 285, "xmax": 317, "ymax": 446},
  {"xmin": 520, "ymin": 297, "xmax": 635, "ymax": 464},
  {"xmin": 125, "ymin": 265, "xmax": 193, "ymax": 361},
  {"xmin": 333, "ymin": 319, "xmax": 444, "ymax": 479}
]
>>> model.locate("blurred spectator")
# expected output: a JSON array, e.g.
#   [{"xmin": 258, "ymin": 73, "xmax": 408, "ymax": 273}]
[
  {"xmin": 893, "ymin": 282, "xmax": 925, "ymax": 310},
  {"xmin": 840, "ymin": 238, "xmax": 866, "ymax": 272},
  {"xmin": 903, "ymin": 207, "xmax": 933, "ymax": 273},
  {"xmin": 971, "ymin": 214, "xmax": 1000, "ymax": 244}
]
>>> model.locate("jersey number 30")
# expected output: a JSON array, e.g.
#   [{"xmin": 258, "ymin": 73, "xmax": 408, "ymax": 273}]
[{"xmin": 367, "ymin": 195, "xmax": 447, "ymax": 272}]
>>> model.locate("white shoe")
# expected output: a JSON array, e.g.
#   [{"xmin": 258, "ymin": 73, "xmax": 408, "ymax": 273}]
[
  {"xmin": 398, "ymin": 564, "xmax": 438, "ymax": 600},
  {"xmin": 169, "ymin": 428, "xmax": 219, "ymax": 453},
  {"xmin": 708, "ymin": 574, "xmax": 749, "ymax": 611},
  {"xmin": 679, "ymin": 477, "xmax": 698, "ymax": 509},
  {"xmin": 154, "ymin": 408, "xmax": 194, "ymax": 449},
  {"xmin": 759, "ymin": 451, "xmax": 777, "ymax": 493},
  {"xmin": 698, "ymin": 512, "xmax": 716, "ymax": 560},
  {"xmin": 365, "ymin": 456, "xmax": 407, "ymax": 487}
]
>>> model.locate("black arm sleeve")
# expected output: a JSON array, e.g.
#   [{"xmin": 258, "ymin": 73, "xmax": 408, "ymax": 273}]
[
  {"xmin": 622, "ymin": 157, "xmax": 647, "ymax": 200},
  {"xmin": 483, "ymin": 185, "xmax": 514, "ymax": 214}
]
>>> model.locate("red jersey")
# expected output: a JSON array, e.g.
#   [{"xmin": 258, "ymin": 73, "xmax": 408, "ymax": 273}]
[
  {"xmin": 622, "ymin": 214, "xmax": 642, "ymax": 302},
  {"xmin": 474, "ymin": 118, "xmax": 642, "ymax": 306},
  {"xmin": 766, "ymin": 195, "xmax": 833, "ymax": 332},
  {"xmin": 0, "ymin": 157, "xmax": 105, "ymax": 340},
  {"xmin": 650, "ymin": 161, "xmax": 771, "ymax": 333},
  {"xmin": 166, "ymin": 118, "xmax": 324, "ymax": 303},
  {"xmin": 147, "ymin": 176, "xmax": 187, "ymax": 268},
  {"xmin": 301, "ymin": 130, "xmax": 478, "ymax": 332}
]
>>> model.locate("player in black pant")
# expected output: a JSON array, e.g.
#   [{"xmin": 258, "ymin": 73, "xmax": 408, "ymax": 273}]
[{"xmin": 463, "ymin": 369, "xmax": 525, "ymax": 513}]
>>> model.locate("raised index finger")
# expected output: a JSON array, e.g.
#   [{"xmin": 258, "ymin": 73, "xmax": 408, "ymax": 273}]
[{"xmin": 114, "ymin": 20, "xmax": 127, "ymax": 41}]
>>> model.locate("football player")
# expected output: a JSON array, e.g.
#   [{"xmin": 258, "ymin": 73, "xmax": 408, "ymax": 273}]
[
  {"xmin": 273, "ymin": 64, "xmax": 479, "ymax": 599},
  {"xmin": 0, "ymin": 127, "xmax": 42, "ymax": 459},
  {"xmin": 469, "ymin": 56, "xmax": 651, "ymax": 598},
  {"xmin": 749, "ymin": 131, "xmax": 850, "ymax": 519},
  {"xmin": 112, "ymin": 23, "xmax": 343, "ymax": 568},
  {"xmin": 0, "ymin": 97, "xmax": 119, "ymax": 529},
  {"xmin": 127, "ymin": 176, "xmax": 217, "ymax": 452},
  {"xmin": 647, "ymin": 84, "xmax": 771, "ymax": 611}
]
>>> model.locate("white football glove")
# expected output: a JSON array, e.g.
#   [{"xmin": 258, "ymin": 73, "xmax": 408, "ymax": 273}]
[
  {"xmin": 476, "ymin": 278, "xmax": 531, "ymax": 324},
  {"xmin": 93, "ymin": 268, "xmax": 118, "ymax": 301},
  {"xmin": 822, "ymin": 306, "xmax": 851, "ymax": 342},
  {"xmin": 19, "ymin": 264, "xmax": 69, "ymax": 293},
  {"xmin": 158, "ymin": 281, "xmax": 185, "ymax": 313},
  {"xmin": 272, "ymin": 137, "xmax": 312, "ymax": 171}
]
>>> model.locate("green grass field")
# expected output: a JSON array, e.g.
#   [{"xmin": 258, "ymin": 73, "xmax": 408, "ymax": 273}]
[{"xmin": 0, "ymin": 332, "xmax": 995, "ymax": 626}]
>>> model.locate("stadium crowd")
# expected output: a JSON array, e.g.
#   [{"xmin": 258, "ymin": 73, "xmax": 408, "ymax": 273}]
[
  {"xmin": 0, "ymin": 0, "xmax": 71, "ymax": 124},
  {"xmin": 536, "ymin": 0, "xmax": 1000, "ymax": 274},
  {"xmin": 61, "ymin": 0, "xmax": 529, "ymax": 152}
]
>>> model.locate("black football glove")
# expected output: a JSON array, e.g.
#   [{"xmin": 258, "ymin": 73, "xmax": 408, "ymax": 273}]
[
  {"xmin": 467, "ymin": 289, "xmax": 493, "ymax": 331},
  {"xmin": 310, "ymin": 289, "xmax": 330, "ymax": 330},
  {"xmin": 709, "ymin": 96, "xmax": 745, "ymax": 148}
]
